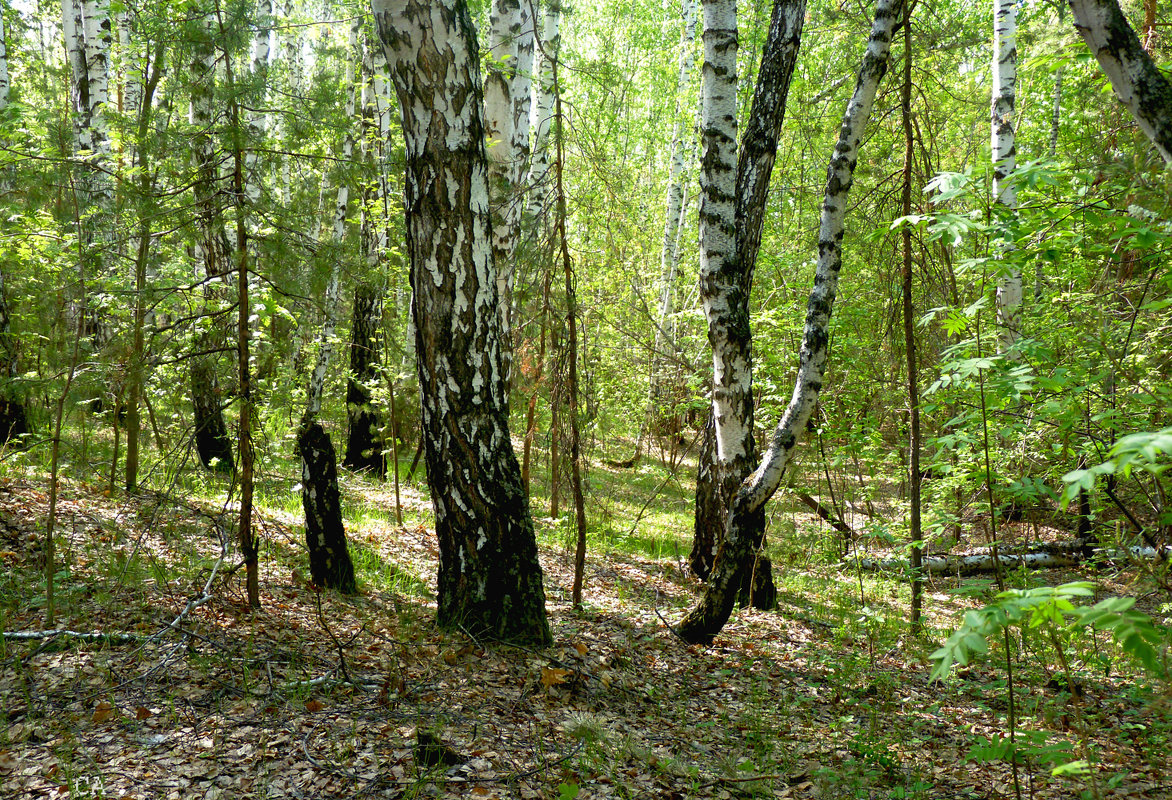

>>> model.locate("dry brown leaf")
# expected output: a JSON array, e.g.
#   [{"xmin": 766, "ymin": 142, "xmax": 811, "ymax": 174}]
[
  {"xmin": 92, "ymin": 701, "xmax": 115, "ymax": 724},
  {"xmin": 135, "ymin": 706, "xmax": 152, "ymax": 720},
  {"xmin": 541, "ymin": 667, "xmax": 571, "ymax": 688}
]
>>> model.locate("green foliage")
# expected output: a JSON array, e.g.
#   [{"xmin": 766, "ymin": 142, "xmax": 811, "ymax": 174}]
[{"xmin": 930, "ymin": 582, "xmax": 1167, "ymax": 681}]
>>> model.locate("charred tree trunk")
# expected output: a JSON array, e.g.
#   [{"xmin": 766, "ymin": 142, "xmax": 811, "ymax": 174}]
[{"xmin": 298, "ymin": 419, "xmax": 357, "ymax": 592}]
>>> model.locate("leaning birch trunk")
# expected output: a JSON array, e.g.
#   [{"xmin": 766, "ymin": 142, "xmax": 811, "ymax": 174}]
[
  {"xmin": 372, "ymin": 0, "xmax": 552, "ymax": 646},
  {"xmin": 678, "ymin": 0, "xmax": 902, "ymax": 645},
  {"xmin": 691, "ymin": 0, "xmax": 804, "ymax": 593},
  {"xmin": 1067, "ymin": 0, "xmax": 1172, "ymax": 164},
  {"xmin": 298, "ymin": 19, "xmax": 359, "ymax": 593},
  {"xmin": 992, "ymin": 0, "xmax": 1020, "ymax": 353}
]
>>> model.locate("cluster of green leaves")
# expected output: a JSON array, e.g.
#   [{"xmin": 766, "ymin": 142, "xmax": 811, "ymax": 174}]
[{"xmin": 930, "ymin": 581, "xmax": 1167, "ymax": 680}]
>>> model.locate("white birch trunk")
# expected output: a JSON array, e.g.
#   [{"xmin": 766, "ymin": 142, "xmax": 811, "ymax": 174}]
[
  {"xmin": 81, "ymin": 0, "xmax": 111, "ymax": 161},
  {"xmin": 484, "ymin": 0, "xmax": 523, "ymax": 371},
  {"xmin": 992, "ymin": 0, "xmax": 1020, "ymax": 354},
  {"xmin": 63, "ymin": 0, "xmax": 87, "ymax": 152},
  {"xmin": 697, "ymin": 0, "xmax": 742, "ymax": 463},
  {"xmin": 244, "ymin": 0, "xmax": 272, "ymax": 205},
  {"xmin": 526, "ymin": 0, "xmax": 560, "ymax": 223},
  {"xmin": 1067, "ymin": 0, "xmax": 1172, "ymax": 164},
  {"xmin": 115, "ymin": 8, "xmax": 140, "ymax": 119},
  {"xmin": 278, "ymin": 0, "xmax": 300, "ymax": 204},
  {"xmin": 1, "ymin": 8, "xmax": 11, "ymax": 115},
  {"xmin": 679, "ymin": 0, "xmax": 903, "ymax": 644}
]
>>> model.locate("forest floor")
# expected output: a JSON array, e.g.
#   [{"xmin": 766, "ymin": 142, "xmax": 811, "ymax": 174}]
[{"xmin": 0, "ymin": 463, "xmax": 1170, "ymax": 799}]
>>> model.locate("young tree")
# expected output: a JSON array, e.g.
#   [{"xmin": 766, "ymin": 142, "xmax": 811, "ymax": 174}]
[
  {"xmin": 679, "ymin": 0, "xmax": 904, "ymax": 645},
  {"xmin": 372, "ymin": 0, "xmax": 551, "ymax": 645}
]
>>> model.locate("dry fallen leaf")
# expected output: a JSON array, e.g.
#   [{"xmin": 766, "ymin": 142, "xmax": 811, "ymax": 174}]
[
  {"xmin": 541, "ymin": 667, "xmax": 571, "ymax": 688},
  {"xmin": 135, "ymin": 706, "xmax": 152, "ymax": 720},
  {"xmin": 92, "ymin": 701, "xmax": 115, "ymax": 724}
]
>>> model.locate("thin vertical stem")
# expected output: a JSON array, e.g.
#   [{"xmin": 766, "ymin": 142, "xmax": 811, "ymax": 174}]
[{"xmin": 899, "ymin": 0, "xmax": 923, "ymax": 632}]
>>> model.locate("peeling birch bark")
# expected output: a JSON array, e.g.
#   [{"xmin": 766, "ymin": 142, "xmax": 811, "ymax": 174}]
[{"xmin": 373, "ymin": 0, "xmax": 551, "ymax": 646}]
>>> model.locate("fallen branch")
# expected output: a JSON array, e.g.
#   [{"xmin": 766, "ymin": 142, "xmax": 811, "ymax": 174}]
[
  {"xmin": 1, "ymin": 629, "xmax": 143, "ymax": 645},
  {"xmin": 795, "ymin": 491, "xmax": 855, "ymax": 538},
  {"xmin": 146, "ymin": 519, "xmax": 229, "ymax": 643},
  {"xmin": 856, "ymin": 542, "xmax": 1172, "ymax": 575}
]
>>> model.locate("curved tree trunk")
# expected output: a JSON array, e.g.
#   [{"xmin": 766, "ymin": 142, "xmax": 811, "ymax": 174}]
[
  {"xmin": 1068, "ymin": 0, "xmax": 1172, "ymax": 163},
  {"xmin": 691, "ymin": 0, "xmax": 805, "ymax": 607},
  {"xmin": 373, "ymin": 0, "xmax": 551, "ymax": 646},
  {"xmin": 679, "ymin": 0, "xmax": 903, "ymax": 645}
]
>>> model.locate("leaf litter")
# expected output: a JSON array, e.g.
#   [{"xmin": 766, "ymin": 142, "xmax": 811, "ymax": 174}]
[{"xmin": 0, "ymin": 476, "xmax": 1169, "ymax": 798}]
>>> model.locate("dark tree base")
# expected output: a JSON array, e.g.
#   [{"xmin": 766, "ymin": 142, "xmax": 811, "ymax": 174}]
[
  {"xmin": 690, "ymin": 413, "xmax": 720, "ymax": 580},
  {"xmin": 298, "ymin": 419, "xmax": 357, "ymax": 593},
  {"xmin": 192, "ymin": 359, "xmax": 233, "ymax": 473},
  {"xmin": 343, "ymin": 397, "xmax": 386, "ymax": 478},
  {"xmin": 0, "ymin": 399, "xmax": 28, "ymax": 445}
]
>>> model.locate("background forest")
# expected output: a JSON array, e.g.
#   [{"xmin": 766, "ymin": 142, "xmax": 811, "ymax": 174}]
[{"xmin": 0, "ymin": 0, "xmax": 1171, "ymax": 797}]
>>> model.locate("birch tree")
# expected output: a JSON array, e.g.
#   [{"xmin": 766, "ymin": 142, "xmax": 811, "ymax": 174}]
[
  {"xmin": 691, "ymin": 0, "xmax": 804, "ymax": 591},
  {"xmin": 679, "ymin": 0, "xmax": 903, "ymax": 644},
  {"xmin": 992, "ymin": 0, "xmax": 1020, "ymax": 352},
  {"xmin": 189, "ymin": 13, "xmax": 234, "ymax": 472},
  {"xmin": 1068, "ymin": 0, "xmax": 1172, "ymax": 164},
  {"xmin": 644, "ymin": 0, "xmax": 697, "ymax": 447},
  {"xmin": 344, "ymin": 39, "xmax": 389, "ymax": 477},
  {"xmin": 372, "ymin": 0, "xmax": 551, "ymax": 645},
  {"xmin": 298, "ymin": 18, "xmax": 359, "ymax": 593},
  {"xmin": 526, "ymin": 0, "xmax": 560, "ymax": 224},
  {"xmin": 483, "ymin": 0, "xmax": 534, "ymax": 365}
]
